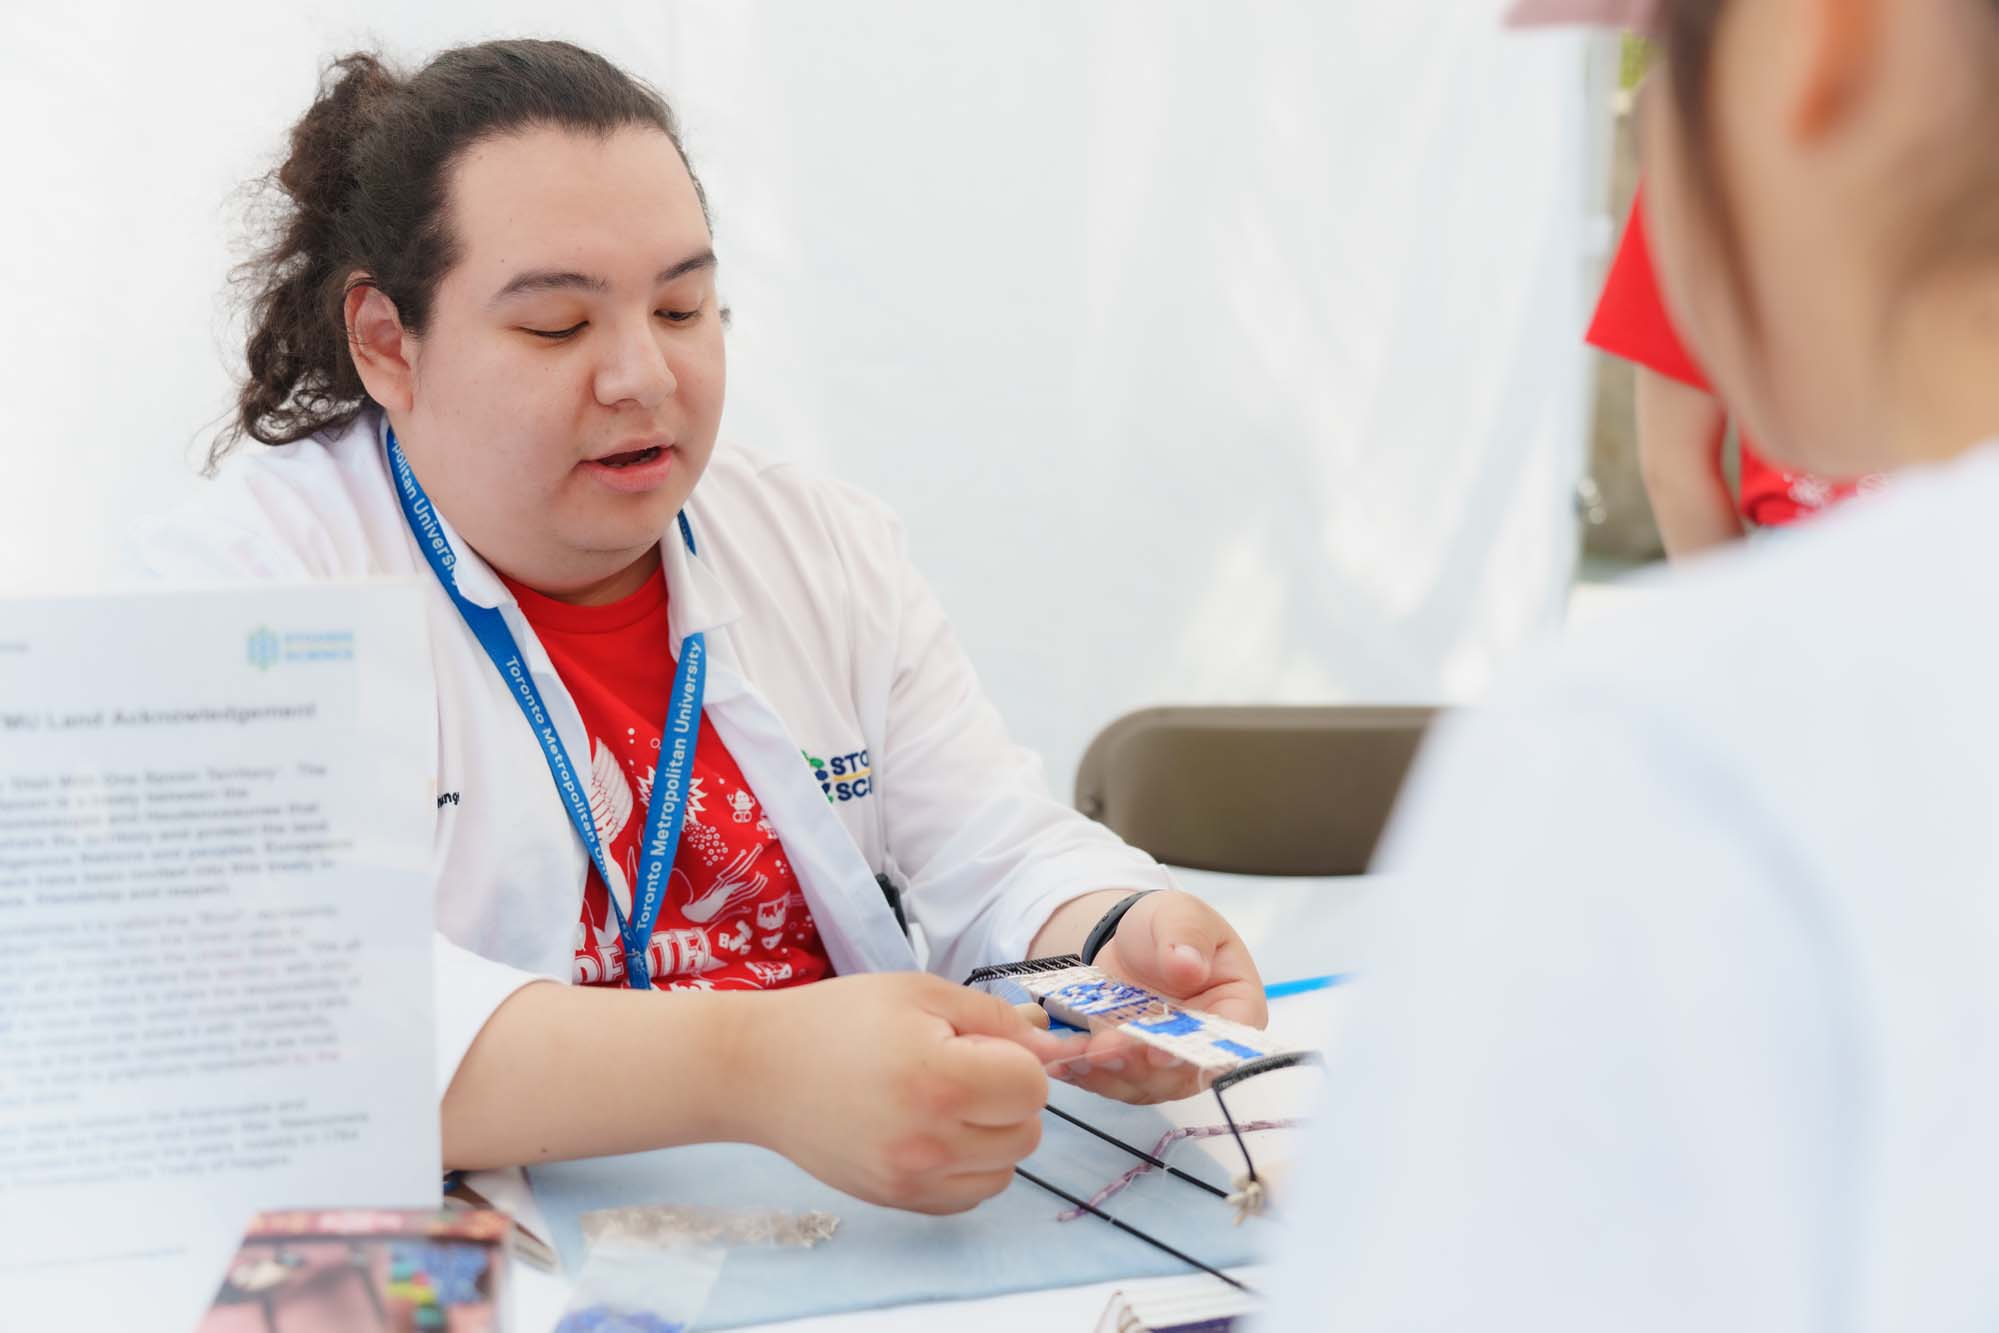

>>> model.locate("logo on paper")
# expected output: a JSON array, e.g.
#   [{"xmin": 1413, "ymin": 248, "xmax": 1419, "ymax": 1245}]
[
  {"xmin": 245, "ymin": 626, "xmax": 357, "ymax": 669},
  {"xmin": 246, "ymin": 626, "xmax": 282, "ymax": 671}
]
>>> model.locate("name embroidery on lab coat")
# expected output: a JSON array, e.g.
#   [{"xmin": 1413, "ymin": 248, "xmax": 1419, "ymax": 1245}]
[{"xmin": 802, "ymin": 748, "xmax": 873, "ymax": 804}]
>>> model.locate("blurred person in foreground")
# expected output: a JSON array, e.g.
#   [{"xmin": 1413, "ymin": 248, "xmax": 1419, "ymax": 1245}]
[{"xmin": 1267, "ymin": 0, "xmax": 1999, "ymax": 1327}]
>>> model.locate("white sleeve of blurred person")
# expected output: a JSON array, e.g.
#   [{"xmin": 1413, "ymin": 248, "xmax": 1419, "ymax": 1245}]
[{"xmin": 1256, "ymin": 674, "xmax": 1851, "ymax": 1330}]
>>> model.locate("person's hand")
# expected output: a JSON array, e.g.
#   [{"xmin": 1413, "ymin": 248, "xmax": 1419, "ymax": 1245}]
[
  {"xmin": 741, "ymin": 972, "xmax": 1083, "ymax": 1213},
  {"xmin": 1053, "ymin": 890, "xmax": 1267, "ymax": 1104}
]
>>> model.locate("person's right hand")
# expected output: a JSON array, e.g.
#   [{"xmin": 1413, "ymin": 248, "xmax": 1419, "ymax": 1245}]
[{"xmin": 738, "ymin": 973, "xmax": 1082, "ymax": 1214}]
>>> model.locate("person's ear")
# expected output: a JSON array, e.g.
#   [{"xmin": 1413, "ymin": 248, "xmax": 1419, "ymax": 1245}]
[
  {"xmin": 1792, "ymin": 0, "xmax": 1880, "ymax": 139},
  {"xmin": 343, "ymin": 278, "xmax": 416, "ymax": 414}
]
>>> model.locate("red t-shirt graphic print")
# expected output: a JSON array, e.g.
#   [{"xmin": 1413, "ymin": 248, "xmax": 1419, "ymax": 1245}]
[{"xmin": 498, "ymin": 564, "xmax": 832, "ymax": 992}]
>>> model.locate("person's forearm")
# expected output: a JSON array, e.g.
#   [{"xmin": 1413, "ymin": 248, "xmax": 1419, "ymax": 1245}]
[
  {"xmin": 441, "ymin": 980, "xmax": 772, "ymax": 1170},
  {"xmin": 1028, "ymin": 889, "xmax": 1132, "ymax": 958},
  {"xmin": 1634, "ymin": 367, "xmax": 1743, "ymax": 558}
]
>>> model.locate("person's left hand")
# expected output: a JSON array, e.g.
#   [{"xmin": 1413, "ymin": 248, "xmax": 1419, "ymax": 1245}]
[{"xmin": 1048, "ymin": 890, "xmax": 1267, "ymax": 1105}]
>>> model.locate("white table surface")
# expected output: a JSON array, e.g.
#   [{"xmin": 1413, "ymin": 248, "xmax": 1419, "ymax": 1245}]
[{"xmin": 505, "ymin": 871, "xmax": 1382, "ymax": 1331}]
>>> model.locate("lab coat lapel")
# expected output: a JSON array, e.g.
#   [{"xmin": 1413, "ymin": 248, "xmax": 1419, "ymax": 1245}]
[
  {"xmin": 701, "ymin": 640, "xmax": 917, "ymax": 976},
  {"xmin": 663, "ymin": 513, "xmax": 912, "ymax": 973}
]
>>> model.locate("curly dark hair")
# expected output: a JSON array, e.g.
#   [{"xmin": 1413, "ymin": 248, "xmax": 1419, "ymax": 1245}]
[{"xmin": 223, "ymin": 39, "xmax": 708, "ymax": 465}]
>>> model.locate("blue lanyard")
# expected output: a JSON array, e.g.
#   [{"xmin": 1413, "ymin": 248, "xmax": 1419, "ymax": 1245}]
[{"xmin": 386, "ymin": 427, "xmax": 705, "ymax": 991}]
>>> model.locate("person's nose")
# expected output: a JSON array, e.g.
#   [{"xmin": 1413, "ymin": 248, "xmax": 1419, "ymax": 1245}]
[{"xmin": 593, "ymin": 315, "xmax": 678, "ymax": 410}]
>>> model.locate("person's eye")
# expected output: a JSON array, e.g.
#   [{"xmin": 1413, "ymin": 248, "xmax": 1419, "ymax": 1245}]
[
  {"xmin": 523, "ymin": 321, "xmax": 586, "ymax": 341},
  {"xmin": 657, "ymin": 306, "xmax": 702, "ymax": 325}
]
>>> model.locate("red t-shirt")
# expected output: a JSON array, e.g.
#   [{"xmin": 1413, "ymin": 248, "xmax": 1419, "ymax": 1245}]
[
  {"xmin": 500, "ymin": 563, "xmax": 833, "ymax": 992},
  {"xmin": 1587, "ymin": 187, "xmax": 1877, "ymax": 527}
]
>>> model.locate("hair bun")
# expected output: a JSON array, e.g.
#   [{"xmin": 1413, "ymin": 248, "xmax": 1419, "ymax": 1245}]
[{"xmin": 276, "ymin": 53, "xmax": 400, "ymax": 224}]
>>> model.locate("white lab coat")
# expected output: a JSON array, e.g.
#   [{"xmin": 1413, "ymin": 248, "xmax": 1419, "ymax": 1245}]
[
  {"xmin": 1265, "ymin": 440, "xmax": 1999, "ymax": 1331},
  {"xmin": 139, "ymin": 409, "xmax": 1173, "ymax": 1097}
]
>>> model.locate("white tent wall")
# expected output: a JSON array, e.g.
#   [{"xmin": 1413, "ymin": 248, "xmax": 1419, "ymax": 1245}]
[{"xmin": 0, "ymin": 1, "xmax": 1590, "ymax": 793}]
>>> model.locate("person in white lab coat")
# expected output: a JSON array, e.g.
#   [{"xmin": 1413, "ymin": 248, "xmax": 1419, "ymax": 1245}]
[
  {"xmin": 145, "ymin": 40, "xmax": 1267, "ymax": 1215},
  {"xmin": 1267, "ymin": 0, "xmax": 1999, "ymax": 1327}
]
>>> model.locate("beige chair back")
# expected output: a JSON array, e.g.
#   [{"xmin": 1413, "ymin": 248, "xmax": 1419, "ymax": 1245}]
[{"xmin": 1074, "ymin": 705, "xmax": 1438, "ymax": 876}]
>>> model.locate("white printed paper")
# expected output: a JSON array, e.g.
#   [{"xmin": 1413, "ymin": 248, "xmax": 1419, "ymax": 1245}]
[{"xmin": 0, "ymin": 583, "xmax": 438, "ymax": 1331}]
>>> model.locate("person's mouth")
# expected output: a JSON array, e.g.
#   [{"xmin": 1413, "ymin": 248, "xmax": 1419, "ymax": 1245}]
[
  {"xmin": 581, "ymin": 438, "xmax": 678, "ymax": 493},
  {"xmin": 592, "ymin": 443, "xmax": 668, "ymax": 468}
]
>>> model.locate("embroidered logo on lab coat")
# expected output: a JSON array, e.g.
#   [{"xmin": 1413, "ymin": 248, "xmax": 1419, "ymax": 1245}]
[{"xmin": 801, "ymin": 748, "xmax": 874, "ymax": 804}]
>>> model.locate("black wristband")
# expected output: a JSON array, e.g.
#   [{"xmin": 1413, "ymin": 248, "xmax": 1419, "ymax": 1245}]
[{"xmin": 1080, "ymin": 890, "xmax": 1157, "ymax": 966}]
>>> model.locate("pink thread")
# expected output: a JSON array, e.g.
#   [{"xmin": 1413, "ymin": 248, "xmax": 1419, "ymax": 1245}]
[{"xmin": 1055, "ymin": 1118, "xmax": 1303, "ymax": 1221}]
